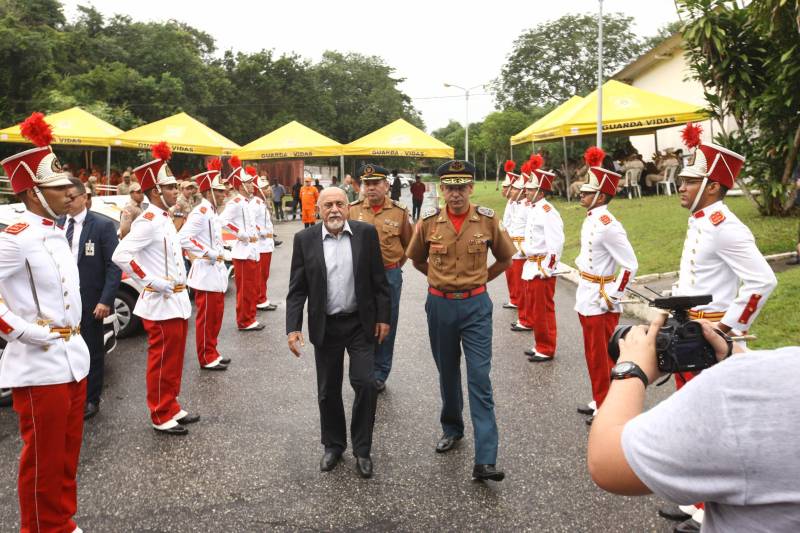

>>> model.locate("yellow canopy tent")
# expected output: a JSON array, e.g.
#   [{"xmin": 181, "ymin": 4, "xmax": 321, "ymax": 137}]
[
  {"xmin": 343, "ymin": 119, "xmax": 454, "ymax": 159},
  {"xmin": 236, "ymin": 121, "xmax": 343, "ymax": 160},
  {"xmin": 113, "ymin": 112, "xmax": 240, "ymax": 156},
  {"xmin": 510, "ymin": 96, "xmax": 584, "ymax": 146},
  {"xmin": 0, "ymin": 107, "xmax": 123, "ymax": 146}
]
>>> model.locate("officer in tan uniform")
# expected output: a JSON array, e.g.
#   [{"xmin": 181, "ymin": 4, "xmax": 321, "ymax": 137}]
[
  {"xmin": 406, "ymin": 159, "xmax": 515, "ymax": 482},
  {"xmin": 119, "ymin": 181, "xmax": 145, "ymax": 238},
  {"xmin": 348, "ymin": 163, "xmax": 413, "ymax": 393}
]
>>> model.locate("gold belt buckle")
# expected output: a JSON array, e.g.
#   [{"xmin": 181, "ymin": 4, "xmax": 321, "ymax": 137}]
[{"xmin": 450, "ymin": 292, "xmax": 467, "ymax": 300}]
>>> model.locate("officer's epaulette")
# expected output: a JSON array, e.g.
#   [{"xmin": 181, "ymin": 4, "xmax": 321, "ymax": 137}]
[
  {"xmin": 422, "ymin": 207, "xmax": 440, "ymax": 220},
  {"xmin": 142, "ymin": 212, "xmax": 155, "ymax": 221},
  {"xmin": 476, "ymin": 206, "xmax": 495, "ymax": 218},
  {"xmin": 391, "ymin": 199, "xmax": 408, "ymax": 211},
  {"xmin": 349, "ymin": 199, "xmax": 363, "ymax": 206},
  {"xmin": 2, "ymin": 222, "xmax": 29, "ymax": 235},
  {"xmin": 710, "ymin": 211, "xmax": 726, "ymax": 226}
]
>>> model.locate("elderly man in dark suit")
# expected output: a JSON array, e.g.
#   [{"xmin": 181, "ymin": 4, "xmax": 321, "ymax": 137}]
[
  {"xmin": 64, "ymin": 177, "xmax": 122, "ymax": 419},
  {"xmin": 286, "ymin": 186, "xmax": 390, "ymax": 479}
]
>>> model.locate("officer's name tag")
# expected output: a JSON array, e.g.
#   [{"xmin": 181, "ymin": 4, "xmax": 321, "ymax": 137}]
[{"xmin": 85, "ymin": 241, "xmax": 95, "ymax": 256}]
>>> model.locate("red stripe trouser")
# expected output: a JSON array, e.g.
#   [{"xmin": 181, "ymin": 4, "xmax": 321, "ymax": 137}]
[
  {"xmin": 194, "ymin": 290, "xmax": 225, "ymax": 366},
  {"xmin": 142, "ymin": 317, "xmax": 188, "ymax": 425},
  {"xmin": 233, "ymin": 258, "xmax": 259, "ymax": 328},
  {"xmin": 578, "ymin": 312, "xmax": 620, "ymax": 406},
  {"xmin": 525, "ymin": 276, "xmax": 557, "ymax": 355},
  {"xmin": 13, "ymin": 379, "xmax": 86, "ymax": 533},
  {"xmin": 506, "ymin": 258, "xmax": 524, "ymax": 307},
  {"xmin": 257, "ymin": 252, "xmax": 272, "ymax": 305}
]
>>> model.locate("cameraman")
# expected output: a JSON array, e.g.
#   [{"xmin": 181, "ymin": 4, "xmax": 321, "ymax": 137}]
[{"xmin": 587, "ymin": 315, "xmax": 800, "ymax": 532}]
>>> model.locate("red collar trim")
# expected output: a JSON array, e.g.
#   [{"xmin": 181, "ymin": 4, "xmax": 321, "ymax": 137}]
[
  {"xmin": 41, "ymin": 218, "xmax": 54, "ymax": 226},
  {"xmin": 693, "ymin": 209, "xmax": 705, "ymax": 219}
]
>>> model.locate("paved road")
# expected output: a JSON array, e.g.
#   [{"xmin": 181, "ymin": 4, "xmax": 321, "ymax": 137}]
[{"xmin": 0, "ymin": 216, "xmax": 676, "ymax": 532}]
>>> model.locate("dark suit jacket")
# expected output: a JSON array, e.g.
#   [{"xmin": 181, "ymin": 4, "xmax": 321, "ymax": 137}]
[
  {"xmin": 62, "ymin": 211, "xmax": 122, "ymax": 314},
  {"xmin": 286, "ymin": 220, "xmax": 391, "ymax": 347}
]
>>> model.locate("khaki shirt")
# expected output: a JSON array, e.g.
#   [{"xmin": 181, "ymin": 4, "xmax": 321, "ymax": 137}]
[
  {"xmin": 406, "ymin": 204, "xmax": 515, "ymax": 291},
  {"xmin": 120, "ymin": 201, "xmax": 144, "ymax": 238},
  {"xmin": 117, "ymin": 181, "xmax": 131, "ymax": 195},
  {"xmin": 349, "ymin": 196, "xmax": 413, "ymax": 265}
]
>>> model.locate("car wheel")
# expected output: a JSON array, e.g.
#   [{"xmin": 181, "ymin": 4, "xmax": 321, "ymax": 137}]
[{"xmin": 115, "ymin": 289, "xmax": 141, "ymax": 338}]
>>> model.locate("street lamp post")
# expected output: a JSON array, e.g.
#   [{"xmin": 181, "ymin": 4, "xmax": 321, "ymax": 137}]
[{"xmin": 444, "ymin": 83, "xmax": 484, "ymax": 162}]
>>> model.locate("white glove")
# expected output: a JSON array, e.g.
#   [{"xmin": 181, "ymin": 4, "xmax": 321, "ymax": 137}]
[
  {"xmin": 148, "ymin": 278, "xmax": 175, "ymax": 295},
  {"xmin": 259, "ymin": 229, "xmax": 268, "ymax": 238},
  {"xmin": 18, "ymin": 324, "xmax": 61, "ymax": 346},
  {"xmin": 237, "ymin": 230, "xmax": 249, "ymax": 242},
  {"xmin": 599, "ymin": 295, "xmax": 619, "ymax": 313},
  {"xmin": 205, "ymin": 248, "xmax": 221, "ymax": 261}
]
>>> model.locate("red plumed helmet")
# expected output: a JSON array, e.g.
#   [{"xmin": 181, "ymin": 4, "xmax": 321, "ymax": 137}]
[
  {"xmin": 207, "ymin": 157, "xmax": 222, "ymax": 172},
  {"xmin": 151, "ymin": 141, "xmax": 172, "ymax": 161},
  {"xmin": 245, "ymin": 165, "xmax": 257, "ymax": 177},
  {"xmin": 681, "ymin": 122, "xmax": 703, "ymax": 149},
  {"xmin": 529, "ymin": 154, "xmax": 543, "ymax": 171},
  {"xmin": 20, "ymin": 112, "xmax": 53, "ymax": 147},
  {"xmin": 584, "ymin": 146, "xmax": 605, "ymax": 168},
  {"xmin": 229, "ymin": 155, "xmax": 241, "ymax": 169},
  {"xmin": 504, "ymin": 160, "xmax": 516, "ymax": 173}
]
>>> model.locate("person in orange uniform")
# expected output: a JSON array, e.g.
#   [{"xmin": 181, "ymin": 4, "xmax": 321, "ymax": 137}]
[
  {"xmin": 348, "ymin": 163, "xmax": 413, "ymax": 392},
  {"xmin": 300, "ymin": 176, "xmax": 319, "ymax": 228}
]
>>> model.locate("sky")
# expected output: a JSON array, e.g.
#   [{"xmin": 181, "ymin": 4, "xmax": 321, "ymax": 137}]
[{"xmin": 62, "ymin": 0, "xmax": 681, "ymax": 133}]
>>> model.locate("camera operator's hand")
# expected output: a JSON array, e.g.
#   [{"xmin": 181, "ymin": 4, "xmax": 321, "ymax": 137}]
[
  {"xmin": 697, "ymin": 319, "xmax": 739, "ymax": 360},
  {"xmin": 617, "ymin": 313, "xmax": 668, "ymax": 384}
]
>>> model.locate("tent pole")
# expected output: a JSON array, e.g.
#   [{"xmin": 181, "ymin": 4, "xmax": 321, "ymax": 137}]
[
  {"xmin": 654, "ymin": 130, "xmax": 659, "ymax": 154},
  {"xmin": 106, "ymin": 146, "xmax": 111, "ymax": 182},
  {"xmin": 509, "ymin": 141, "xmax": 513, "ymax": 159},
  {"xmin": 596, "ymin": 0, "xmax": 604, "ymax": 148},
  {"xmin": 339, "ymin": 155, "xmax": 344, "ymax": 181},
  {"xmin": 563, "ymin": 137, "xmax": 571, "ymax": 201}
]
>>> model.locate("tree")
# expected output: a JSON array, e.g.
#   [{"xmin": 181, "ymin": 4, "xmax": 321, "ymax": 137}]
[
  {"xmin": 492, "ymin": 13, "xmax": 644, "ymax": 111},
  {"xmin": 678, "ymin": 0, "xmax": 800, "ymax": 215}
]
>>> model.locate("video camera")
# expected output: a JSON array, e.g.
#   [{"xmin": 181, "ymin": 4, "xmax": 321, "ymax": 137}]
[{"xmin": 608, "ymin": 292, "xmax": 726, "ymax": 374}]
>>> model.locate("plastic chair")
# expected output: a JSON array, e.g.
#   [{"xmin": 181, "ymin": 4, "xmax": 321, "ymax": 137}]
[
  {"xmin": 623, "ymin": 168, "xmax": 643, "ymax": 199},
  {"xmin": 657, "ymin": 165, "xmax": 678, "ymax": 196}
]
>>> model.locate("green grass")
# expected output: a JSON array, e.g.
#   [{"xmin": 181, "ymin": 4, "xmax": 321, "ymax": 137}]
[
  {"xmin": 750, "ymin": 267, "xmax": 800, "ymax": 349},
  {"xmin": 467, "ymin": 182, "xmax": 798, "ymax": 275}
]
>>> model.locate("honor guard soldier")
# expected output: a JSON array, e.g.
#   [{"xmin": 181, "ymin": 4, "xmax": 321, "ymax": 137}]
[
  {"xmin": 0, "ymin": 113, "xmax": 91, "ymax": 533},
  {"xmin": 519, "ymin": 154, "xmax": 564, "ymax": 362},
  {"xmin": 574, "ymin": 147, "xmax": 638, "ymax": 422},
  {"xmin": 659, "ymin": 124, "xmax": 778, "ymax": 531},
  {"xmin": 348, "ymin": 163, "xmax": 414, "ymax": 392},
  {"xmin": 509, "ymin": 162, "xmax": 533, "ymax": 331},
  {"xmin": 501, "ymin": 160, "xmax": 521, "ymax": 309},
  {"xmin": 250, "ymin": 170, "xmax": 278, "ymax": 312},
  {"xmin": 219, "ymin": 157, "xmax": 264, "ymax": 331},
  {"xmin": 179, "ymin": 158, "xmax": 230, "ymax": 370},
  {"xmin": 112, "ymin": 142, "xmax": 197, "ymax": 435},
  {"xmin": 406, "ymin": 159, "xmax": 515, "ymax": 482}
]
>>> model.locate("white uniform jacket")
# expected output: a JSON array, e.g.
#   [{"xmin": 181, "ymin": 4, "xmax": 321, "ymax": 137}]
[
  {"xmin": 249, "ymin": 196, "xmax": 275, "ymax": 254},
  {"xmin": 219, "ymin": 194, "xmax": 258, "ymax": 261},
  {"xmin": 0, "ymin": 211, "xmax": 90, "ymax": 387},
  {"xmin": 502, "ymin": 199, "xmax": 514, "ymax": 232},
  {"xmin": 574, "ymin": 205, "xmax": 638, "ymax": 315},
  {"xmin": 178, "ymin": 198, "xmax": 229, "ymax": 293},
  {"xmin": 673, "ymin": 201, "xmax": 777, "ymax": 331},
  {"xmin": 508, "ymin": 199, "xmax": 529, "ymax": 258},
  {"xmin": 521, "ymin": 198, "xmax": 564, "ymax": 280},
  {"xmin": 112, "ymin": 204, "xmax": 191, "ymax": 321}
]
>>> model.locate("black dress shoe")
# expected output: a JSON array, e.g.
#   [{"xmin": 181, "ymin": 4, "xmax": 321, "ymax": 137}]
[
  {"xmin": 355, "ymin": 456, "xmax": 373, "ymax": 479},
  {"xmin": 375, "ymin": 380, "xmax": 386, "ymax": 393},
  {"xmin": 238, "ymin": 323, "xmax": 265, "ymax": 331},
  {"xmin": 265, "ymin": 303, "xmax": 278, "ymax": 311},
  {"xmin": 658, "ymin": 504, "xmax": 692, "ymax": 521},
  {"xmin": 674, "ymin": 518, "xmax": 701, "ymax": 533},
  {"xmin": 502, "ymin": 303, "xmax": 518, "ymax": 309},
  {"xmin": 274, "ymin": 240, "xmax": 283, "ymax": 247},
  {"xmin": 320, "ymin": 450, "xmax": 342, "ymax": 472},
  {"xmin": 577, "ymin": 404, "xmax": 595, "ymax": 415},
  {"xmin": 510, "ymin": 323, "xmax": 532, "ymax": 332},
  {"xmin": 83, "ymin": 402, "xmax": 99, "ymax": 420},
  {"xmin": 585, "ymin": 415, "xmax": 594, "ymax": 426},
  {"xmin": 220, "ymin": 358, "xmax": 231, "ymax": 365},
  {"xmin": 435, "ymin": 434, "xmax": 462, "ymax": 453},
  {"xmin": 176, "ymin": 413, "xmax": 200, "ymax": 425},
  {"xmin": 472, "ymin": 464, "xmax": 505, "ymax": 481},
  {"xmin": 786, "ymin": 256, "xmax": 800, "ymax": 265},
  {"xmin": 201, "ymin": 363, "xmax": 227, "ymax": 371},
  {"xmin": 528, "ymin": 354, "xmax": 553, "ymax": 363},
  {"xmin": 524, "ymin": 348, "xmax": 536, "ymax": 356},
  {"xmin": 153, "ymin": 425, "xmax": 188, "ymax": 435}
]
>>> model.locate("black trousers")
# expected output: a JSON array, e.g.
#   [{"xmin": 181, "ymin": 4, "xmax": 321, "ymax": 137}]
[
  {"xmin": 313, "ymin": 314, "xmax": 377, "ymax": 457},
  {"xmin": 81, "ymin": 312, "xmax": 105, "ymax": 405},
  {"xmin": 412, "ymin": 199, "xmax": 423, "ymax": 220}
]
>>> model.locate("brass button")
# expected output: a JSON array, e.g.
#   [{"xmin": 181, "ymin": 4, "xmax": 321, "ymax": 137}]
[
  {"xmin": 62, "ymin": 277, "xmax": 66, "ymax": 283},
  {"xmin": 64, "ymin": 291, "xmax": 68, "ymax": 297},
  {"xmin": 66, "ymin": 304, "xmax": 70, "ymax": 309}
]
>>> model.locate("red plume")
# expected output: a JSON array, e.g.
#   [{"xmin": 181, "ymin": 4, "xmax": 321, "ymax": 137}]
[
  {"xmin": 584, "ymin": 146, "xmax": 605, "ymax": 168},
  {"xmin": 504, "ymin": 160, "xmax": 516, "ymax": 173},
  {"xmin": 20, "ymin": 112, "xmax": 53, "ymax": 147},
  {"xmin": 229, "ymin": 155, "xmax": 241, "ymax": 168},
  {"xmin": 151, "ymin": 141, "xmax": 172, "ymax": 161},
  {"xmin": 245, "ymin": 165, "xmax": 257, "ymax": 177},
  {"xmin": 207, "ymin": 157, "xmax": 221, "ymax": 171},
  {"xmin": 681, "ymin": 122, "xmax": 703, "ymax": 149},
  {"xmin": 521, "ymin": 161, "xmax": 532, "ymax": 175},
  {"xmin": 529, "ymin": 154, "xmax": 544, "ymax": 171}
]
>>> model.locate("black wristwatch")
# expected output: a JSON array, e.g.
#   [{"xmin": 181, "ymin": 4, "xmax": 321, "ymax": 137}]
[{"xmin": 610, "ymin": 361, "xmax": 649, "ymax": 388}]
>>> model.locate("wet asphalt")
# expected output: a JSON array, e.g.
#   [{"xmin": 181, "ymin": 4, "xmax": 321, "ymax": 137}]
[{"xmin": 0, "ymin": 193, "xmax": 677, "ymax": 532}]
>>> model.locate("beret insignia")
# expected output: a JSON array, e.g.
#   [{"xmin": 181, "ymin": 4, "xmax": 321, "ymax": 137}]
[
  {"xmin": 476, "ymin": 206, "xmax": 494, "ymax": 218},
  {"xmin": 3, "ymin": 222, "xmax": 29, "ymax": 235}
]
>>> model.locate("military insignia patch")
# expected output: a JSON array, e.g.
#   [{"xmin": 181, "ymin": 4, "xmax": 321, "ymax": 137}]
[
  {"xmin": 234, "ymin": 197, "xmax": 241, "ymax": 203},
  {"xmin": 3, "ymin": 222, "xmax": 29, "ymax": 235},
  {"xmin": 710, "ymin": 211, "xmax": 725, "ymax": 226},
  {"xmin": 476, "ymin": 206, "xmax": 494, "ymax": 218},
  {"xmin": 364, "ymin": 165, "xmax": 374, "ymax": 175},
  {"xmin": 600, "ymin": 214, "xmax": 612, "ymax": 225},
  {"xmin": 143, "ymin": 212, "xmax": 155, "ymax": 221},
  {"xmin": 543, "ymin": 204, "xmax": 552, "ymax": 213},
  {"xmin": 349, "ymin": 199, "xmax": 363, "ymax": 206},
  {"xmin": 200, "ymin": 207, "xmax": 208, "ymax": 214},
  {"xmin": 422, "ymin": 207, "xmax": 439, "ymax": 219},
  {"xmin": 392, "ymin": 200, "xmax": 407, "ymax": 210},
  {"xmin": 449, "ymin": 161, "xmax": 465, "ymax": 172}
]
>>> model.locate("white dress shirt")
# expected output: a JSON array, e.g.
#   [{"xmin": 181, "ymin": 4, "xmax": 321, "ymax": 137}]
[
  {"xmin": 178, "ymin": 198, "xmax": 229, "ymax": 293},
  {"xmin": 521, "ymin": 198, "xmax": 564, "ymax": 280},
  {"xmin": 66, "ymin": 208, "xmax": 87, "ymax": 262},
  {"xmin": 219, "ymin": 193, "xmax": 259, "ymax": 260},
  {"xmin": 249, "ymin": 196, "xmax": 275, "ymax": 253},
  {"xmin": 322, "ymin": 221, "xmax": 357, "ymax": 315}
]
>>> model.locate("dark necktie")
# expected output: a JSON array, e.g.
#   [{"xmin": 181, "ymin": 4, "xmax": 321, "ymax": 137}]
[{"xmin": 66, "ymin": 217, "xmax": 75, "ymax": 248}]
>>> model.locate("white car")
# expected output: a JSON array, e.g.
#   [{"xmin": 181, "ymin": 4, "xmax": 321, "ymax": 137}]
[{"xmin": 387, "ymin": 174, "xmax": 413, "ymax": 188}]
